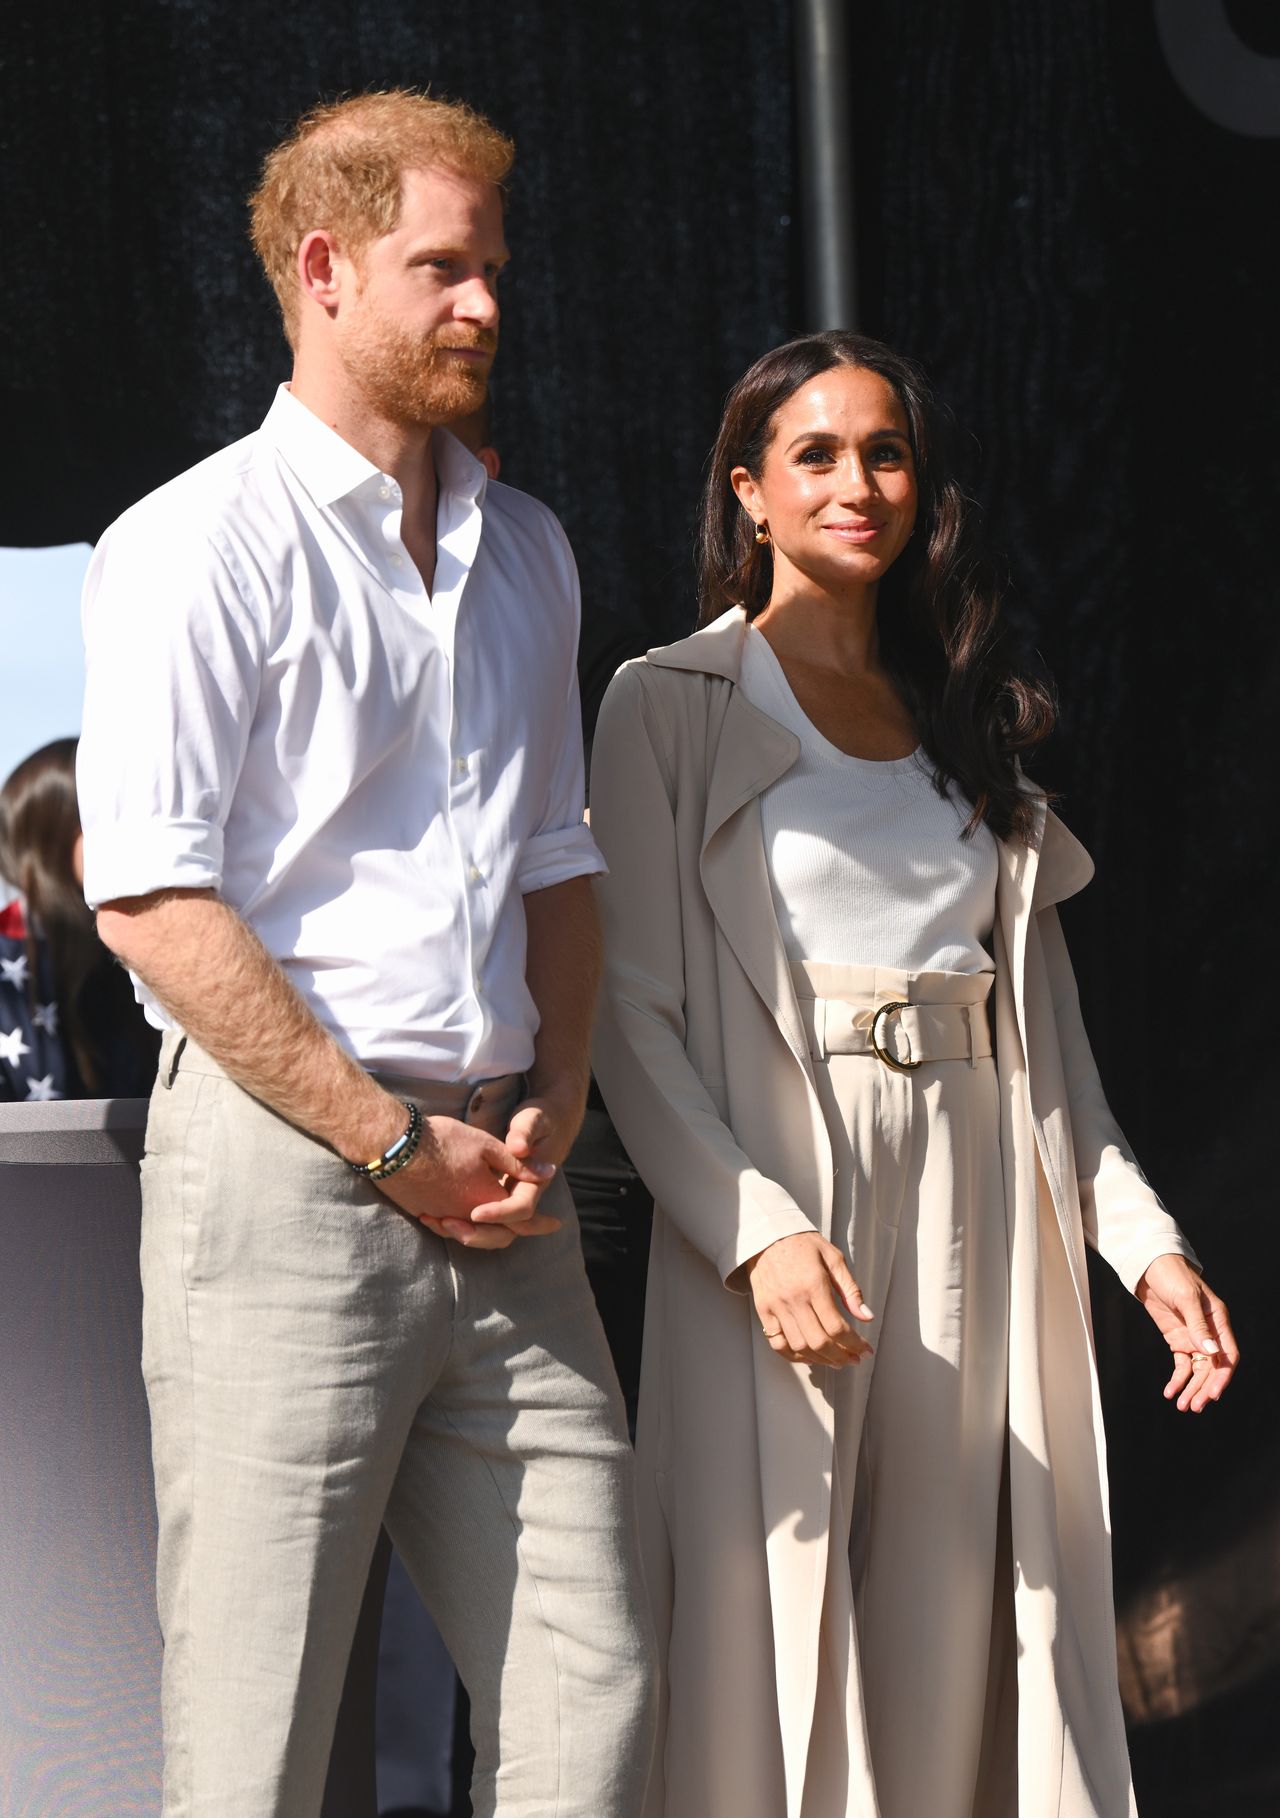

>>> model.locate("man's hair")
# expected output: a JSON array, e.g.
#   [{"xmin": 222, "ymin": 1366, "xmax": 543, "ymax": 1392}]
[{"xmin": 249, "ymin": 90, "xmax": 514, "ymax": 347}]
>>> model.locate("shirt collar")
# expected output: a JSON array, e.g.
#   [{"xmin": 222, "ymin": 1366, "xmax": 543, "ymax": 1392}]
[
  {"xmin": 262, "ymin": 384, "xmax": 489, "ymax": 513},
  {"xmin": 263, "ymin": 385, "xmax": 380, "ymax": 506},
  {"xmin": 432, "ymin": 424, "xmax": 489, "ymax": 513}
]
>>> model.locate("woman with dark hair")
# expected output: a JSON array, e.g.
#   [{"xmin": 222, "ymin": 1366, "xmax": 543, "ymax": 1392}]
[
  {"xmin": 589, "ymin": 333, "xmax": 1237, "ymax": 1817},
  {"xmin": 0, "ymin": 737, "xmax": 158, "ymax": 1100}
]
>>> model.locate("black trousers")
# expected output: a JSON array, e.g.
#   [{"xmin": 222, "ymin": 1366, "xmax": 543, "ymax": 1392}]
[{"xmin": 563, "ymin": 1079, "xmax": 654, "ymax": 1435}]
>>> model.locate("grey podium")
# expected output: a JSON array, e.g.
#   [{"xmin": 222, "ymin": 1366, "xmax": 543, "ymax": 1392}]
[{"xmin": 0, "ymin": 1098, "xmax": 383, "ymax": 1818}]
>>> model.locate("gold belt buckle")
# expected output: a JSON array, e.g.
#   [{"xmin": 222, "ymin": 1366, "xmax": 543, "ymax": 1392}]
[{"xmin": 871, "ymin": 1000, "xmax": 921, "ymax": 1073}]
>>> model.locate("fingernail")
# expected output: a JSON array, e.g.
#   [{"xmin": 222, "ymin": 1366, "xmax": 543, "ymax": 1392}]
[
  {"xmin": 531, "ymin": 1161, "xmax": 557, "ymax": 1179},
  {"xmin": 1202, "ymin": 1338, "xmax": 1220, "ymax": 1354},
  {"xmin": 857, "ymin": 1302, "xmax": 874, "ymax": 1319}
]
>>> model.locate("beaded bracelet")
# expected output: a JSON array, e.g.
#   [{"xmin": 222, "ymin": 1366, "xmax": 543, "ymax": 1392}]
[{"xmin": 348, "ymin": 1100, "xmax": 423, "ymax": 1182}]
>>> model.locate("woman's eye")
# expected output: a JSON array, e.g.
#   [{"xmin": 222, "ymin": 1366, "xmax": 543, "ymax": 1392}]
[
  {"xmin": 871, "ymin": 442, "xmax": 908, "ymax": 466},
  {"xmin": 796, "ymin": 446, "xmax": 834, "ymax": 465}
]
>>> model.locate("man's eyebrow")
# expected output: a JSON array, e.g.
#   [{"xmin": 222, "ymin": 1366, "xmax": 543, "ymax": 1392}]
[
  {"xmin": 406, "ymin": 242, "xmax": 511, "ymax": 266},
  {"xmin": 782, "ymin": 425, "xmax": 910, "ymax": 452}
]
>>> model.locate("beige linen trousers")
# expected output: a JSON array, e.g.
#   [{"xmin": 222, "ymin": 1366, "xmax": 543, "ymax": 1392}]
[
  {"xmin": 140, "ymin": 1035, "xmax": 655, "ymax": 1818},
  {"xmin": 589, "ymin": 609, "xmax": 1200, "ymax": 1818}
]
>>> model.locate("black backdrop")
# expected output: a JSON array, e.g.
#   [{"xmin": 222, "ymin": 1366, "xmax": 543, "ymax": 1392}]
[{"xmin": 2, "ymin": 2, "xmax": 1276, "ymax": 1811}]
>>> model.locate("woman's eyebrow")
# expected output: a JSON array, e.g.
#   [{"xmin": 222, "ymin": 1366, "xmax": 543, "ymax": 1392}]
[{"xmin": 782, "ymin": 426, "xmax": 910, "ymax": 453}]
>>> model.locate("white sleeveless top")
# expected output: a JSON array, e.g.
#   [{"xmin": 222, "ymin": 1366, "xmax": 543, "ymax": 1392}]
[{"xmin": 739, "ymin": 626, "xmax": 998, "ymax": 974}]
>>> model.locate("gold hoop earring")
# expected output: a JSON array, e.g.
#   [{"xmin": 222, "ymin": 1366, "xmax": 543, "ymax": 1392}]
[{"xmin": 754, "ymin": 521, "xmax": 771, "ymax": 546}]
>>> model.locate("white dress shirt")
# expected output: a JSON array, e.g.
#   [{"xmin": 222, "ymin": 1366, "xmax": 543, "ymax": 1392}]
[{"xmin": 78, "ymin": 385, "xmax": 604, "ymax": 1082}]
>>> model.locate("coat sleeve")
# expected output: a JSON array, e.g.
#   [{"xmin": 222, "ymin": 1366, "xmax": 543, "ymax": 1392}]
[
  {"xmin": 590, "ymin": 664, "xmax": 817, "ymax": 1289},
  {"xmin": 1038, "ymin": 905, "xmax": 1201, "ymax": 1292}
]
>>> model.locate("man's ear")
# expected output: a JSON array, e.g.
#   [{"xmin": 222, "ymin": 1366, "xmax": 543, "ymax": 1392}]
[{"xmin": 296, "ymin": 229, "xmax": 347, "ymax": 315}]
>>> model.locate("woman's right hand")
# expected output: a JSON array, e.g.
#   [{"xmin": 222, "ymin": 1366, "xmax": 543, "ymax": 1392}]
[{"xmin": 746, "ymin": 1232, "xmax": 875, "ymax": 1368}]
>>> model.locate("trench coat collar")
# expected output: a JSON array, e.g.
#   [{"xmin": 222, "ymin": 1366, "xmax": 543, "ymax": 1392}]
[
  {"xmin": 645, "ymin": 603, "xmax": 750, "ymax": 679},
  {"xmin": 648, "ymin": 606, "xmax": 799, "ymax": 841}
]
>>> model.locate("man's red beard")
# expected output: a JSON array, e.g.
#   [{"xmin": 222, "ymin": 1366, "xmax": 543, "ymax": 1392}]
[{"xmin": 340, "ymin": 315, "xmax": 497, "ymax": 427}]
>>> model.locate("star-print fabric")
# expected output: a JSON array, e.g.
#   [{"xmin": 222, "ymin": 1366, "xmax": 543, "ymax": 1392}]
[{"xmin": 0, "ymin": 899, "xmax": 68, "ymax": 1102}]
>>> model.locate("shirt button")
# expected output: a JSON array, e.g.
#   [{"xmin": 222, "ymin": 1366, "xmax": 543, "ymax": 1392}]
[
  {"xmin": 379, "ymin": 484, "xmax": 391, "ymax": 500},
  {"xmin": 454, "ymin": 756, "xmax": 468, "ymax": 776},
  {"xmin": 390, "ymin": 553, "xmax": 404, "ymax": 568},
  {"xmin": 468, "ymin": 864, "xmax": 482, "ymax": 883}
]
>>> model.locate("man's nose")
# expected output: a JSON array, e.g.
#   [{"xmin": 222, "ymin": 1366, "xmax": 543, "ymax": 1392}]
[{"xmin": 457, "ymin": 277, "xmax": 500, "ymax": 328}]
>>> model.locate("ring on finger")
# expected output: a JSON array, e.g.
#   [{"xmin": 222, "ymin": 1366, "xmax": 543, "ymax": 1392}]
[
  {"xmin": 497, "ymin": 1172, "xmax": 513, "ymax": 1191},
  {"xmin": 762, "ymin": 1325, "xmax": 783, "ymax": 1339}
]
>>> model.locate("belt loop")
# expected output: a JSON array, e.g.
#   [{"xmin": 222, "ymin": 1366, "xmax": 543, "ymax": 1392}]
[
  {"xmin": 162, "ymin": 1031, "xmax": 187, "ymax": 1089},
  {"xmin": 966, "ymin": 1004, "xmax": 978, "ymax": 1069},
  {"xmin": 816, "ymin": 995, "xmax": 828, "ymax": 1062}
]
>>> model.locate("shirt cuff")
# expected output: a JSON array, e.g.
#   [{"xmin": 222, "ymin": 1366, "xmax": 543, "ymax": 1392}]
[
  {"xmin": 82, "ymin": 820, "xmax": 224, "ymax": 910},
  {"xmin": 517, "ymin": 822, "xmax": 607, "ymax": 894}
]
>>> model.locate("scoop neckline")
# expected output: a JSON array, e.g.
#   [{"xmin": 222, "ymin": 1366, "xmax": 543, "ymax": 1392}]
[{"xmin": 745, "ymin": 624, "xmax": 925, "ymax": 774}]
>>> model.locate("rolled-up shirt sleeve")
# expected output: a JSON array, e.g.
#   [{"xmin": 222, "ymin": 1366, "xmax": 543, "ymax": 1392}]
[
  {"xmin": 516, "ymin": 517, "xmax": 607, "ymax": 895},
  {"xmin": 78, "ymin": 512, "xmax": 265, "ymax": 910}
]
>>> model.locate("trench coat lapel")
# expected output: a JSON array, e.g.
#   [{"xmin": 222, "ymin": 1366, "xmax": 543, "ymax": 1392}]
[
  {"xmin": 996, "ymin": 797, "xmax": 1095, "ymax": 1072},
  {"xmin": 997, "ymin": 801, "xmax": 1097, "ymax": 1308},
  {"xmin": 650, "ymin": 610, "xmax": 815, "ymax": 1081},
  {"xmin": 995, "ymin": 799, "xmax": 1044, "ymax": 1066},
  {"xmin": 699, "ymin": 687, "xmax": 811, "ymax": 1078}
]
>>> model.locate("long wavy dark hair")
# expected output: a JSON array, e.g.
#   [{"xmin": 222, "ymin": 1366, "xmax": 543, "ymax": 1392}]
[
  {"xmin": 0, "ymin": 738, "xmax": 148, "ymax": 1094},
  {"xmin": 697, "ymin": 331, "xmax": 1054, "ymax": 843}
]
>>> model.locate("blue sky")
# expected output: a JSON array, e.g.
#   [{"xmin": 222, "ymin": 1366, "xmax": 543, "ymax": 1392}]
[{"xmin": 0, "ymin": 544, "xmax": 93, "ymax": 785}]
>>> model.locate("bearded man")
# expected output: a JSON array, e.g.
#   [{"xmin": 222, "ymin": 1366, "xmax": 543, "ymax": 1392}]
[{"xmin": 76, "ymin": 92, "xmax": 655, "ymax": 1818}]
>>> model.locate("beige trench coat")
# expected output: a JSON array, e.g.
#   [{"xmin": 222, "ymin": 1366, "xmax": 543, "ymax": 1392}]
[{"xmin": 589, "ymin": 610, "xmax": 1198, "ymax": 1818}]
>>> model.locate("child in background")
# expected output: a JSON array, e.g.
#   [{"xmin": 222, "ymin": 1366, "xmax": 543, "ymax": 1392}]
[{"xmin": 0, "ymin": 738, "xmax": 158, "ymax": 1101}]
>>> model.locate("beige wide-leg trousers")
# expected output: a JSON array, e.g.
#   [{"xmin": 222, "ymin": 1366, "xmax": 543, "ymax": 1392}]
[
  {"xmin": 141, "ymin": 1032, "xmax": 655, "ymax": 1818},
  {"xmin": 791, "ymin": 964, "xmax": 1015, "ymax": 1818}
]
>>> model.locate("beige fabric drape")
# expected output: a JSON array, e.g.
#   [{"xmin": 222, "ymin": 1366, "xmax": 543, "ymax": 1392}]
[{"xmin": 590, "ymin": 608, "xmax": 1199, "ymax": 1818}]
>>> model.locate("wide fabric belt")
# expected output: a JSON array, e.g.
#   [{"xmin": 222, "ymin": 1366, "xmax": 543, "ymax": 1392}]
[{"xmin": 797, "ymin": 994, "xmax": 993, "ymax": 1072}]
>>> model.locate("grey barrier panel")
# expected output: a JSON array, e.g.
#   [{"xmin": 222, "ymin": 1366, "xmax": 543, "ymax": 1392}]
[{"xmin": 0, "ymin": 1099, "xmax": 382, "ymax": 1818}]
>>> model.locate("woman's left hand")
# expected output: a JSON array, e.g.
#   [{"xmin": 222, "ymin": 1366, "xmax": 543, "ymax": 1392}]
[{"xmin": 1134, "ymin": 1254, "xmax": 1239, "ymax": 1412}]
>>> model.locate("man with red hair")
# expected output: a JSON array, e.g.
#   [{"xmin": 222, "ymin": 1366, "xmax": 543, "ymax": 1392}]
[{"xmin": 78, "ymin": 91, "xmax": 654, "ymax": 1817}]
